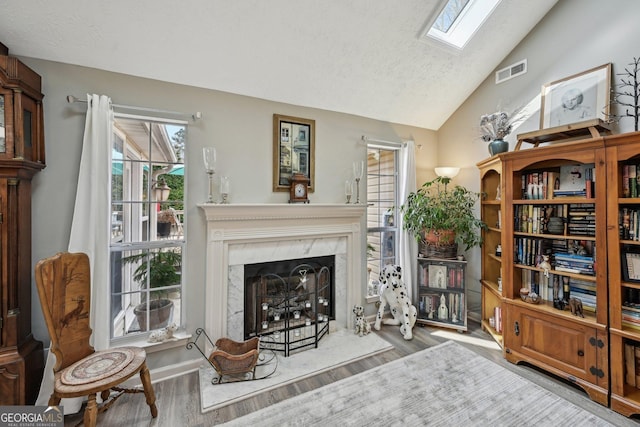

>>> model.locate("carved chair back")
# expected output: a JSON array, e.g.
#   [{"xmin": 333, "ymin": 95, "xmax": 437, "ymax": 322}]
[{"xmin": 35, "ymin": 252, "xmax": 94, "ymax": 373}]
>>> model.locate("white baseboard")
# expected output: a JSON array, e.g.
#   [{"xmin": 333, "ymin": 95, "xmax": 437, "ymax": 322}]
[{"xmin": 122, "ymin": 358, "xmax": 203, "ymax": 387}]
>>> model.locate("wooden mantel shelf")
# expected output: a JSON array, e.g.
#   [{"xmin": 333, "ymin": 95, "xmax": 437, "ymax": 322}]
[{"xmin": 514, "ymin": 119, "xmax": 612, "ymax": 150}]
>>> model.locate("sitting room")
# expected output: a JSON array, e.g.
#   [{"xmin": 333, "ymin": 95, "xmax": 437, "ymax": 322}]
[{"xmin": 1, "ymin": 1, "xmax": 640, "ymax": 425}]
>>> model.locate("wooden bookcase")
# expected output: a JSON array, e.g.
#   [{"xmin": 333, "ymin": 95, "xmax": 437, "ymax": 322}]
[
  {"xmin": 605, "ymin": 131, "xmax": 640, "ymax": 417},
  {"xmin": 416, "ymin": 257, "xmax": 467, "ymax": 332},
  {"xmin": 477, "ymin": 156, "xmax": 505, "ymax": 347},
  {"xmin": 498, "ymin": 138, "xmax": 609, "ymax": 406}
]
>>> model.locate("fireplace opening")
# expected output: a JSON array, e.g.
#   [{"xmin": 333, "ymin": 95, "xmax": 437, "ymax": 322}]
[{"xmin": 244, "ymin": 255, "xmax": 335, "ymax": 356}]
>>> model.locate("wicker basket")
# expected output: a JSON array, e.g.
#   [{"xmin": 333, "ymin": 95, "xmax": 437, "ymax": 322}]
[{"xmin": 419, "ymin": 241, "xmax": 458, "ymax": 259}]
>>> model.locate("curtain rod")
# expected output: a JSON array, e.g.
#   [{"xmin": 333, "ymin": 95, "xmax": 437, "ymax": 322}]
[{"xmin": 66, "ymin": 95, "xmax": 202, "ymax": 121}]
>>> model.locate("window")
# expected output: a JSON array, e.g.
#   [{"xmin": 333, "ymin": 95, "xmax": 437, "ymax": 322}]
[
  {"xmin": 110, "ymin": 116, "xmax": 186, "ymax": 339},
  {"xmin": 366, "ymin": 147, "xmax": 398, "ymax": 294},
  {"xmin": 423, "ymin": 0, "xmax": 502, "ymax": 50}
]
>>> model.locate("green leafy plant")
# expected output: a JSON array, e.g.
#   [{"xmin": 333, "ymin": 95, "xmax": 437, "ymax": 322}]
[
  {"xmin": 123, "ymin": 249, "xmax": 182, "ymax": 300},
  {"xmin": 400, "ymin": 176, "xmax": 486, "ymax": 251}
]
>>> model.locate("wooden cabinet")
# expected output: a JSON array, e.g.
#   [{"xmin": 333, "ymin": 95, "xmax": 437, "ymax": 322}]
[
  {"xmin": 416, "ymin": 257, "xmax": 467, "ymax": 332},
  {"xmin": 605, "ymin": 132, "xmax": 640, "ymax": 417},
  {"xmin": 0, "ymin": 44, "xmax": 46, "ymax": 404},
  {"xmin": 477, "ymin": 156, "xmax": 504, "ymax": 346},
  {"xmin": 496, "ymin": 138, "xmax": 609, "ymax": 406}
]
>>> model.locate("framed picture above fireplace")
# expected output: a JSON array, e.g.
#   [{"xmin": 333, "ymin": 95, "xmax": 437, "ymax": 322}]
[{"xmin": 273, "ymin": 114, "xmax": 315, "ymax": 193}]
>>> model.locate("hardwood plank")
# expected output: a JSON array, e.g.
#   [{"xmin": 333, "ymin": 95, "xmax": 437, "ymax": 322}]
[{"xmin": 63, "ymin": 321, "xmax": 633, "ymax": 426}]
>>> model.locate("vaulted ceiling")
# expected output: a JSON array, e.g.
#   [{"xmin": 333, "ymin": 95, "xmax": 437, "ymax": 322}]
[{"xmin": 0, "ymin": 0, "xmax": 558, "ymax": 130}]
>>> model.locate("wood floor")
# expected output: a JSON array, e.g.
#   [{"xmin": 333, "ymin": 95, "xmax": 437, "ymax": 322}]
[{"xmin": 63, "ymin": 321, "xmax": 638, "ymax": 426}]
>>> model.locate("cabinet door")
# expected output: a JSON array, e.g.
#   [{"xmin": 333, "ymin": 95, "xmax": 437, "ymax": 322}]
[
  {"xmin": 0, "ymin": 359, "xmax": 23, "ymax": 405},
  {"xmin": 505, "ymin": 303, "xmax": 608, "ymax": 391}
]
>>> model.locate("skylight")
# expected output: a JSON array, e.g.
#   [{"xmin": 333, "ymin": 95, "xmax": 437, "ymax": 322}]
[{"xmin": 424, "ymin": 0, "xmax": 502, "ymax": 50}]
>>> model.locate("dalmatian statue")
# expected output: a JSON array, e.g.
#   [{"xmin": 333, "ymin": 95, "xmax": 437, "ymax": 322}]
[
  {"xmin": 353, "ymin": 305, "xmax": 371, "ymax": 336},
  {"xmin": 374, "ymin": 264, "xmax": 417, "ymax": 340},
  {"xmin": 147, "ymin": 322, "xmax": 178, "ymax": 343}
]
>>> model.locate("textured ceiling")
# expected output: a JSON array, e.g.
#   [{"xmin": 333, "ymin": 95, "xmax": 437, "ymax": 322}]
[{"xmin": 0, "ymin": 0, "xmax": 557, "ymax": 130}]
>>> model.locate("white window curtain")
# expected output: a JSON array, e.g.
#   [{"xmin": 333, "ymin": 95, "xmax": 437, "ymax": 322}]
[
  {"xmin": 36, "ymin": 94, "xmax": 113, "ymax": 412},
  {"xmin": 398, "ymin": 141, "xmax": 417, "ymax": 298}
]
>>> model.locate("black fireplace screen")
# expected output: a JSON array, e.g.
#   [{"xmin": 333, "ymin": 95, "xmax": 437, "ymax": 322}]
[{"xmin": 244, "ymin": 255, "xmax": 334, "ymax": 345}]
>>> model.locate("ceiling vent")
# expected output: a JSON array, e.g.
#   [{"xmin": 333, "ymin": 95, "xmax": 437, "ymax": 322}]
[{"xmin": 495, "ymin": 59, "xmax": 527, "ymax": 84}]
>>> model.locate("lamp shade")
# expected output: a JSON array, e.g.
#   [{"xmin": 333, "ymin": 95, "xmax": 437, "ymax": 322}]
[{"xmin": 435, "ymin": 167, "xmax": 460, "ymax": 178}]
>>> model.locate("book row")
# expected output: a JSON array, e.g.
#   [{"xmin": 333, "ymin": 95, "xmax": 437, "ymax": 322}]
[
  {"xmin": 624, "ymin": 341, "xmax": 640, "ymax": 389},
  {"xmin": 514, "ymin": 203, "xmax": 595, "ymax": 237},
  {"xmin": 622, "ymin": 163, "xmax": 640, "ymax": 198},
  {"xmin": 417, "ymin": 263, "xmax": 465, "ymax": 289},
  {"xmin": 418, "ymin": 292, "xmax": 465, "ymax": 324},
  {"xmin": 514, "ymin": 237, "xmax": 595, "ymax": 275},
  {"xmin": 520, "ymin": 270, "xmax": 596, "ymax": 311},
  {"xmin": 620, "ymin": 208, "xmax": 640, "ymax": 241},
  {"xmin": 521, "ymin": 164, "xmax": 595, "ymax": 200}
]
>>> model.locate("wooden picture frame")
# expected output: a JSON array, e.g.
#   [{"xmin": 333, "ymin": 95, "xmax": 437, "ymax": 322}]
[
  {"xmin": 540, "ymin": 63, "xmax": 611, "ymax": 129},
  {"xmin": 273, "ymin": 114, "xmax": 315, "ymax": 192},
  {"xmin": 622, "ymin": 246, "xmax": 640, "ymax": 283}
]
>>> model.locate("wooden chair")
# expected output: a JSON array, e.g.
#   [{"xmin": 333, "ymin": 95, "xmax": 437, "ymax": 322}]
[{"xmin": 35, "ymin": 252, "xmax": 157, "ymax": 427}]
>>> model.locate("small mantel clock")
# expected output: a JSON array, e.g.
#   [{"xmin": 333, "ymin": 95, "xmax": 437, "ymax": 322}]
[
  {"xmin": 0, "ymin": 42, "xmax": 46, "ymax": 405},
  {"xmin": 289, "ymin": 172, "xmax": 310, "ymax": 203}
]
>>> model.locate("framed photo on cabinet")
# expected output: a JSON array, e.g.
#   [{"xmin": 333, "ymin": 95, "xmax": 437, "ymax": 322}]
[
  {"xmin": 622, "ymin": 245, "xmax": 640, "ymax": 283},
  {"xmin": 540, "ymin": 63, "xmax": 611, "ymax": 129}
]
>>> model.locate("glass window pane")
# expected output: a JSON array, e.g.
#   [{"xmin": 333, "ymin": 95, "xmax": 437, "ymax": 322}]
[
  {"xmin": 366, "ymin": 147, "xmax": 398, "ymax": 297},
  {"xmin": 110, "ymin": 118, "xmax": 186, "ymax": 339}
]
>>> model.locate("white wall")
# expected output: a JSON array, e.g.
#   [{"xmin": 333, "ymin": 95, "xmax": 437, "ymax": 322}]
[
  {"xmin": 438, "ymin": 0, "xmax": 640, "ymax": 316},
  {"xmin": 23, "ymin": 57, "xmax": 438, "ymax": 369}
]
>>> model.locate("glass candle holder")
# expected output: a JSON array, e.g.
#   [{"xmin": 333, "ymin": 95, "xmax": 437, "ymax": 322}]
[
  {"xmin": 274, "ymin": 331, "xmax": 281, "ymax": 340},
  {"xmin": 317, "ymin": 314, "xmax": 324, "ymax": 322},
  {"xmin": 273, "ymin": 313, "xmax": 280, "ymax": 321},
  {"xmin": 294, "ymin": 329, "xmax": 301, "ymax": 338},
  {"xmin": 345, "ymin": 180, "xmax": 353, "ymax": 204},
  {"xmin": 262, "ymin": 302, "xmax": 269, "ymax": 311},
  {"xmin": 294, "ymin": 311, "xmax": 301, "ymax": 319},
  {"xmin": 203, "ymin": 147, "xmax": 217, "ymax": 203},
  {"xmin": 305, "ymin": 318, "xmax": 311, "ymax": 326},
  {"xmin": 318, "ymin": 297, "xmax": 324, "ymax": 304},
  {"xmin": 262, "ymin": 321, "xmax": 268, "ymax": 329},
  {"xmin": 323, "ymin": 299, "xmax": 329, "ymax": 307},
  {"xmin": 305, "ymin": 300, "xmax": 311, "ymax": 308},
  {"xmin": 220, "ymin": 176, "xmax": 230, "ymax": 204}
]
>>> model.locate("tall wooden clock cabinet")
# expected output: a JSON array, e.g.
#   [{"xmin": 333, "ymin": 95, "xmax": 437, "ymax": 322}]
[{"xmin": 0, "ymin": 42, "xmax": 46, "ymax": 405}]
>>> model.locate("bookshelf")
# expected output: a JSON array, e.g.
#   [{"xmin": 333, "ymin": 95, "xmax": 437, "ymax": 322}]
[
  {"xmin": 605, "ymin": 131, "xmax": 640, "ymax": 417},
  {"xmin": 499, "ymin": 138, "xmax": 609, "ymax": 406},
  {"xmin": 477, "ymin": 156, "xmax": 504, "ymax": 347},
  {"xmin": 416, "ymin": 257, "xmax": 467, "ymax": 332}
]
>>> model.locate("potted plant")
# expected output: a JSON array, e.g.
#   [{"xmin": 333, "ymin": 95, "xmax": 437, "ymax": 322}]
[
  {"xmin": 123, "ymin": 249, "xmax": 181, "ymax": 331},
  {"xmin": 157, "ymin": 209, "xmax": 175, "ymax": 237},
  {"xmin": 400, "ymin": 176, "xmax": 486, "ymax": 257}
]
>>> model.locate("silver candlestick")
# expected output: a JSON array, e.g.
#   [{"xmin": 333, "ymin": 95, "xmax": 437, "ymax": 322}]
[
  {"xmin": 203, "ymin": 147, "xmax": 217, "ymax": 203},
  {"xmin": 353, "ymin": 161, "xmax": 364, "ymax": 204}
]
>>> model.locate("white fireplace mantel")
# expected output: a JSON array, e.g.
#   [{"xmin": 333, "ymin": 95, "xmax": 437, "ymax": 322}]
[{"xmin": 198, "ymin": 203, "xmax": 366, "ymax": 341}]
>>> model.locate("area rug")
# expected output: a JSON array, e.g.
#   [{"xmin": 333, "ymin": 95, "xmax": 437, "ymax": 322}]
[
  {"xmin": 221, "ymin": 340, "xmax": 617, "ymax": 426},
  {"xmin": 199, "ymin": 329, "xmax": 393, "ymax": 412}
]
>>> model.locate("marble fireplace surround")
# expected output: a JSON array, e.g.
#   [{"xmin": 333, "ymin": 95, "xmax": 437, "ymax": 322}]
[{"xmin": 199, "ymin": 204, "xmax": 366, "ymax": 342}]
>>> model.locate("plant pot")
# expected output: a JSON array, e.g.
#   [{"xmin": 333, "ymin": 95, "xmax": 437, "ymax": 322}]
[
  {"xmin": 157, "ymin": 222, "xmax": 172, "ymax": 237},
  {"xmin": 488, "ymin": 139, "xmax": 509, "ymax": 156},
  {"xmin": 423, "ymin": 229, "xmax": 455, "ymax": 246},
  {"xmin": 420, "ymin": 229, "xmax": 458, "ymax": 259},
  {"xmin": 134, "ymin": 298, "xmax": 174, "ymax": 331}
]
